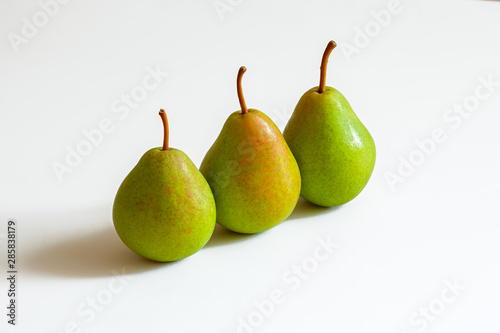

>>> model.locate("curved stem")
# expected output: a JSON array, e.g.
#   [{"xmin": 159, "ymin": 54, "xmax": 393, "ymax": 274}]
[
  {"xmin": 318, "ymin": 40, "xmax": 337, "ymax": 93},
  {"xmin": 159, "ymin": 109, "xmax": 169, "ymax": 150},
  {"xmin": 237, "ymin": 66, "xmax": 249, "ymax": 114}
]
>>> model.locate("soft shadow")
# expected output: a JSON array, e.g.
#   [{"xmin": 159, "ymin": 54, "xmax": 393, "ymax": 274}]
[
  {"xmin": 26, "ymin": 226, "xmax": 171, "ymax": 278},
  {"xmin": 205, "ymin": 224, "xmax": 258, "ymax": 248},
  {"xmin": 287, "ymin": 197, "xmax": 338, "ymax": 221},
  {"xmin": 28, "ymin": 198, "xmax": 330, "ymax": 278}
]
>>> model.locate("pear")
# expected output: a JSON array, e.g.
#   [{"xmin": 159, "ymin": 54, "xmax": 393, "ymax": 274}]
[
  {"xmin": 200, "ymin": 67, "xmax": 301, "ymax": 234},
  {"xmin": 113, "ymin": 110, "xmax": 216, "ymax": 262},
  {"xmin": 283, "ymin": 41, "xmax": 376, "ymax": 207}
]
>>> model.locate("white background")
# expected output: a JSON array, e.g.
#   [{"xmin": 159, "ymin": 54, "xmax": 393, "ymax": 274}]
[{"xmin": 1, "ymin": 0, "xmax": 500, "ymax": 332}]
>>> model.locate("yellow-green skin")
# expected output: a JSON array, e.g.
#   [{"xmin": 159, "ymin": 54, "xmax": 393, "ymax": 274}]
[
  {"xmin": 200, "ymin": 109, "xmax": 301, "ymax": 234},
  {"xmin": 113, "ymin": 148, "xmax": 216, "ymax": 262},
  {"xmin": 283, "ymin": 87, "xmax": 376, "ymax": 207}
]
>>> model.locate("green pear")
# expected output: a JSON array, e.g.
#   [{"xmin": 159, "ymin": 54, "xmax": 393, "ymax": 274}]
[
  {"xmin": 200, "ymin": 67, "xmax": 301, "ymax": 234},
  {"xmin": 113, "ymin": 110, "xmax": 216, "ymax": 262},
  {"xmin": 283, "ymin": 41, "xmax": 376, "ymax": 207}
]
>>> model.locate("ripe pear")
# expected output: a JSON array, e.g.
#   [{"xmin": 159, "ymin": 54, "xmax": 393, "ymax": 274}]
[
  {"xmin": 200, "ymin": 67, "xmax": 301, "ymax": 234},
  {"xmin": 283, "ymin": 41, "xmax": 376, "ymax": 207},
  {"xmin": 113, "ymin": 110, "xmax": 216, "ymax": 262}
]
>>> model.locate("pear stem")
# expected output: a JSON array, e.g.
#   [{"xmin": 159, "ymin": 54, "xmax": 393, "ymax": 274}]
[
  {"xmin": 318, "ymin": 40, "xmax": 337, "ymax": 94},
  {"xmin": 159, "ymin": 109, "xmax": 169, "ymax": 150},
  {"xmin": 237, "ymin": 66, "xmax": 249, "ymax": 115}
]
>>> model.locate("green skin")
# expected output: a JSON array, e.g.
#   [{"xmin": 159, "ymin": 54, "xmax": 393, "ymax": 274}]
[
  {"xmin": 283, "ymin": 86, "xmax": 376, "ymax": 207},
  {"xmin": 113, "ymin": 148, "xmax": 216, "ymax": 262},
  {"xmin": 200, "ymin": 109, "xmax": 301, "ymax": 234}
]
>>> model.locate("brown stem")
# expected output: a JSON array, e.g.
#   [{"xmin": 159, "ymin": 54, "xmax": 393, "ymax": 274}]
[
  {"xmin": 237, "ymin": 66, "xmax": 249, "ymax": 114},
  {"xmin": 318, "ymin": 40, "xmax": 337, "ymax": 93},
  {"xmin": 159, "ymin": 109, "xmax": 169, "ymax": 150}
]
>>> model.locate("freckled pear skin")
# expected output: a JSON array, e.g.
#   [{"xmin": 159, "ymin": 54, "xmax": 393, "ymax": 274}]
[
  {"xmin": 283, "ymin": 41, "xmax": 376, "ymax": 207},
  {"xmin": 284, "ymin": 86, "xmax": 375, "ymax": 207},
  {"xmin": 200, "ymin": 67, "xmax": 301, "ymax": 234},
  {"xmin": 200, "ymin": 109, "xmax": 301, "ymax": 234},
  {"xmin": 113, "ymin": 111, "xmax": 216, "ymax": 262}
]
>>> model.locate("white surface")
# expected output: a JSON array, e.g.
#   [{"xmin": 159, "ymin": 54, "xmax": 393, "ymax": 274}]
[{"xmin": 1, "ymin": 0, "xmax": 500, "ymax": 332}]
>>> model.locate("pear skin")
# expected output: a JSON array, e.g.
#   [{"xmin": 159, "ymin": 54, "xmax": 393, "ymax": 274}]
[
  {"xmin": 200, "ymin": 67, "xmax": 301, "ymax": 234},
  {"xmin": 283, "ymin": 41, "xmax": 376, "ymax": 207},
  {"xmin": 113, "ymin": 111, "xmax": 216, "ymax": 262}
]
